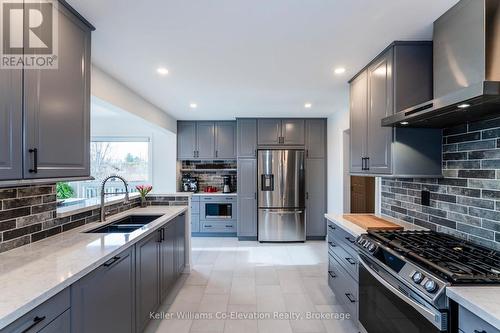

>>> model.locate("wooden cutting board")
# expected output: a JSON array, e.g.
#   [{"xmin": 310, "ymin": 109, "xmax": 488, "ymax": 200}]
[{"xmin": 342, "ymin": 214, "xmax": 403, "ymax": 231}]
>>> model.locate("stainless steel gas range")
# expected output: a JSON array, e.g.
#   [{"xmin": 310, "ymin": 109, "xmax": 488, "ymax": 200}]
[{"xmin": 356, "ymin": 230, "xmax": 500, "ymax": 333}]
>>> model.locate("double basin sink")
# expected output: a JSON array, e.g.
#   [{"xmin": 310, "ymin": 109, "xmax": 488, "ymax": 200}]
[{"xmin": 85, "ymin": 215, "xmax": 162, "ymax": 234}]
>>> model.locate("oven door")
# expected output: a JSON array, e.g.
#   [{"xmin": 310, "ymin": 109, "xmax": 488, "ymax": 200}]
[{"xmin": 358, "ymin": 256, "xmax": 448, "ymax": 333}]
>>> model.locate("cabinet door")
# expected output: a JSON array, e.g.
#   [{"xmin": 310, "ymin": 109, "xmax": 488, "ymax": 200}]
[
  {"xmin": 160, "ymin": 224, "xmax": 175, "ymax": 300},
  {"xmin": 305, "ymin": 119, "xmax": 326, "ymax": 159},
  {"xmin": 191, "ymin": 213, "xmax": 200, "ymax": 233},
  {"xmin": 24, "ymin": 5, "xmax": 91, "ymax": 179},
  {"xmin": 282, "ymin": 119, "xmax": 305, "ymax": 145},
  {"xmin": 306, "ymin": 159, "xmax": 326, "ymax": 238},
  {"xmin": 177, "ymin": 121, "xmax": 197, "ymax": 159},
  {"xmin": 215, "ymin": 121, "xmax": 236, "ymax": 159},
  {"xmin": 38, "ymin": 310, "xmax": 70, "ymax": 333},
  {"xmin": 0, "ymin": 69, "xmax": 22, "ymax": 180},
  {"xmin": 367, "ymin": 50, "xmax": 393, "ymax": 174},
  {"xmin": 349, "ymin": 70, "xmax": 368, "ymax": 173},
  {"xmin": 136, "ymin": 231, "xmax": 160, "ymax": 332},
  {"xmin": 257, "ymin": 119, "xmax": 281, "ymax": 145},
  {"xmin": 175, "ymin": 214, "xmax": 186, "ymax": 274},
  {"xmin": 196, "ymin": 122, "xmax": 216, "ymax": 159},
  {"xmin": 71, "ymin": 247, "xmax": 135, "ymax": 333},
  {"xmin": 237, "ymin": 119, "xmax": 257, "ymax": 158},
  {"xmin": 237, "ymin": 159, "xmax": 257, "ymax": 238}
]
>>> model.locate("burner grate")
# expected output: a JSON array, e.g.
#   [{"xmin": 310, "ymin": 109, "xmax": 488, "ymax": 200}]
[{"xmin": 369, "ymin": 230, "xmax": 500, "ymax": 283}]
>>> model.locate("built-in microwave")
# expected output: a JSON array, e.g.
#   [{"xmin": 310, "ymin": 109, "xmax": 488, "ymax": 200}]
[{"xmin": 203, "ymin": 202, "xmax": 233, "ymax": 220}]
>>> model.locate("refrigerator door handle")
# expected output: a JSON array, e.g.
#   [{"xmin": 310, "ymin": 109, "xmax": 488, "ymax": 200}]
[{"xmin": 265, "ymin": 210, "xmax": 303, "ymax": 214}]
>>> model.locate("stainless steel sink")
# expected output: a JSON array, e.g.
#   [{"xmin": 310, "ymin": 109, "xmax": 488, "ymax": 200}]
[{"xmin": 85, "ymin": 215, "xmax": 162, "ymax": 233}]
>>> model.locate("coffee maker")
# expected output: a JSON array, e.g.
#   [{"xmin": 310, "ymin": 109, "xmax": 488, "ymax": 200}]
[
  {"xmin": 222, "ymin": 175, "xmax": 232, "ymax": 193},
  {"xmin": 182, "ymin": 174, "xmax": 199, "ymax": 193}
]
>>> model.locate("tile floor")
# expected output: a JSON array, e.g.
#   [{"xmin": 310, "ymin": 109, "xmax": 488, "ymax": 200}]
[{"xmin": 145, "ymin": 237, "xmax": 358, "ymax": 333}]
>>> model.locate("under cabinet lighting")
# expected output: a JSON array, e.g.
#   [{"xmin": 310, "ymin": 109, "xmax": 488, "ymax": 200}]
[
  {"xmin": 400, "ymin": 121, "xmax": 409, "ymax": 126},
  {"xmin": 457, "ymin": 103, "xmax": 470, "ymax": 109}
]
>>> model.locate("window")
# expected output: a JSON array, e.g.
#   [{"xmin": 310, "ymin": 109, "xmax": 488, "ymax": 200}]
[{"xmin": 58, "ymin": 137, "xmax": 151, "ymax": 204}]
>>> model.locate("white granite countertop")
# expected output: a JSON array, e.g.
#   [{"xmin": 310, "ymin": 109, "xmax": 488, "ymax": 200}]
[
  {"xmin": 324, "ymin": 213, "xmax": 426, "ymax": 237},
  {"xmin": 192, "ymin": 192, "xmax": 237, "ymax": 196},
  {"xmin": 0, "ymin": 205, "xmax": 188, "ymax": 330},
  {"xmin": 447, "ymin": 287, "xmax": 500, "ymax": 329}
]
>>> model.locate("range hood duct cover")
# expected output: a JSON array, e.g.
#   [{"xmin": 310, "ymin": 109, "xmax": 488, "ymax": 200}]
[{"xmin": 382, "ymin": 0, "xmax": 500, "ymax": 128}]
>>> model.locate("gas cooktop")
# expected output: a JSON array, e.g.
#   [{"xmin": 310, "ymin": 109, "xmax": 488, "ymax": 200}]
[{"xmin": 367, "ymin": 230, "xmax": 500, "ymax": 284}]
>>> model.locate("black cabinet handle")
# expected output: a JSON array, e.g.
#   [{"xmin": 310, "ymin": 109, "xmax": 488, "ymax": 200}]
[
  {"xmin": 103, "ymin": 256, "xmax": 121, "ymax": 267},
  {"xmin": 29, "ymin": 148, "xmax": 38, "ymax": 173},
  {"xmin": 366, "ymin": 157, "xmax": 370, "ymax": 170},
  {"xmin": 345, "ymin": 237, "xmax": 355, "ymax": 244},
  {"xmin": 345, "ymin": 257, "xmax": 356, "ymax": 265},
  {"xmin": 345, "ymin": 293, "xmax": 356, "ymax": 303},
  {"xmin": 306, "ymin": 192, "xmax": 309, "ymax": 200},
  {"xmin": 328, "ymin": 225, "xmax": 335, "ymax": 230},
  {"xmin": 20, "ymin": 315, "xmax": 46, "ymax": 333},
  {"xmin": 473, "ymin": 330, "xmax": 487, "ymax": 333},
  {"xmin": 215, "ymin": 150, "xmax": 218, "ymax": 158},
  {"xmin": 254, "ymin": 149, "xmax": 257, "ymax": 157},
  {"xmin": 328, "ymin": 241, "xmax": 336, "ymax": 247},
  {"xmin": 161, "ymin": 228, "xmax": 165, "ymax": 241},
  {"xmin": 328, "ymin": 271, "xmax": 336, "ymax": 278},
  {"xmin": 225, "ymin": 225, "xmax": 232, "ymax": 228},
  {"xmin": 205, "ymin": 225, "xmax": 212, "ymax": 228}
]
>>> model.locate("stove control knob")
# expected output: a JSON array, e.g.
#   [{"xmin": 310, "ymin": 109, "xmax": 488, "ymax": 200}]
[
  {"xmin": 424, "ymin": 279, "xmax": 438, "ymax": 293},
  {"xmin": 412, "ymin": 272, "xmax": 425, "ymax": 284},
  {"xmin": 363, "ymin": 241, "xmax": 371, "ymax": 248},
  {"xmin": 368, "ymin": 243, "xmax": 377, "ymax": 252}
]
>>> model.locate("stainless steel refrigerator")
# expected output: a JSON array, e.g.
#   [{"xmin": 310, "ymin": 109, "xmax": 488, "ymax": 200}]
[{"xmin": 258, "ymin": 149, "xmax": 305, "ymax": 242}]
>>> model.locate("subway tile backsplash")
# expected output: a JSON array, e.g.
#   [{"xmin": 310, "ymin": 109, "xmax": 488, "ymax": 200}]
[
  {"xmin": 180, "ymin": 160, "xmax": 237, "ymax": 192},
  {"xmin": 381, "ymin": 117, "xmax": 500, "ymax": 251},
  {"xmin": 0, "ymin": 184, "xmax": 189, "ymax": 253}
]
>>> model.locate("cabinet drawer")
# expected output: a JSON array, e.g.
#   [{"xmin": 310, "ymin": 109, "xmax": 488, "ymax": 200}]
[
  {"xmin": 38, "ymin": 310, "xmax": 70, "ymax": 333},
  {"xmin": 200, "ymin": 196, "xmax": 236, "ymax": 202},
  {"xmin": 327, "ymin": 220, "xmax": 358, "ymax": 256},
  {"xmin": 459, "ymin": 305, "xmax": 499, "ymax": 333},
  {"xmin": 1, "ymin": 288, "xmax": 70, "ymax": 333},
  {"xmin": 191, "ymin": 214, "xmax": 200, "ymax": 233},
  {"xmin": 328, "ymin": 233, "xmax": 359, "ymax": 281},
  {"xmin": 328, "ymin": 254, "xmax": 358, "ymax": 321},
  {"xmin": 200, "ymin": 221, "xmax": 235, "ymax": 233}
]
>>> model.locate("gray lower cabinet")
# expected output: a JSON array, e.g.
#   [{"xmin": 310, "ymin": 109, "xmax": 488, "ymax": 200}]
[
  {"xmin": 327, "ymin": 219, "xmax": 359, "ymax": 326},
  {"xmin": 0, "ymin": 69, "xmax": 22, "ymax": 181},
  {"xmin": 71, "ymin": 247, "xmax": 135, "ymax": 333},
  {"xmin": 175, "ymin": 214, "xmax": 186, "ymax": 274},
  {"xmin": 1, "ymin": 288, "xmax": 70, "ymax": 333},
  {"xmin": 177, "ymin": 121, "xmax": 197, "ymax": 159},
  {"xmin": 305, "ymin": 159, "xmax": 326, "ymax": 238},
  {"xmin": 237, "ymin": 159, "xmax": 257, "ymax": 239},
  {"xmin": 136, "ymin": 231, "xmax": 161, "ymax": 332},
  {"xmin": 196, "ymin": 122, "xmax": 216, "ymax": 159},
  {"xmin": 160, "ymin": 223, "xmax": 175, "ymax": 300},
  {"xmin": 215, "ymin": 122, "xmax": 236, "ymax": 159},
  {"xmin": 23, "ymin": 3, "xmax": 91, "ymax": 179},
  {"xmin": 458, "ymin": 305, "xmax": 499, "ymax": 333},
  {"xmin": 305, "ymin": 119, "xmax": 326, "ymax": 159},
  {"xmin": 237, "ymin": 119, "xmax": 257, "ymax": 158},
  {"xmin": 349, "ymin": 42, "xmax": 441, "ymax": 177}
]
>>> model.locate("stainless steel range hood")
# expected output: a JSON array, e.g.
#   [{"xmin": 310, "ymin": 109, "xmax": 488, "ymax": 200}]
[{"xmin": 382, "ymin": 0, "xmax": 500, "ymax": 128}]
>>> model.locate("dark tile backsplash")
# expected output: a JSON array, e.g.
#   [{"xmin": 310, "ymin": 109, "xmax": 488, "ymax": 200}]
[
  {"xmin": 381, "ymin": 117, "xmax": 500, "ymax": 251},
  {"xmin": 0, "ymin": 184, "xmax": 189, "ymax": 253},
  {"xmin": 180, "ymin": 160, "xmax": 237, "ymax": 192}
]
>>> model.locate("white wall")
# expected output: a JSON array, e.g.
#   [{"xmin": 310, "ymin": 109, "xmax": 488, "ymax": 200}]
[
  {"xmin": 91, "ymin": 98, "xmax": 177, "ymax": 193},
  {"xmin": 327, "ymin": 108, "xmax": 350, "ymax": 214},
  {"xmin": 91, "ymin": 65, "xmax": 177, "ymax": 133}
]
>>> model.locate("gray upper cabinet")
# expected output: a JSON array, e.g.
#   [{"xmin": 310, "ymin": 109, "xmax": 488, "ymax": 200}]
[
  {"xmin": 366, "ymin": 49, "xmax": 393, "ymax": 174},
  {"xmin": 350, "ymin": 71, "xmax": 368, "ymax": 173},
  {"xmin": 349, "ymin": 42, "xmax": 441, "ymax": 177},
  {"xmin": 71, "ymin": 247, "xmax": 135, "ymax": 333},
  {"xmin": 0, "ymin": 69, "xmax": 22, "ymax": 181},
  {"xmin": 237, "ymin": 119, "xmax": 257, "ymax": 158},
  {"xmin": 215, "ymin": 122, "xmax": 236, "ymax": 159},
  {"xmin": 177, "ymin": 121, "xmax": 197, "ymax": 159},
  {"xmin": 305, "ymin": 119, "xmax": 326, "ymax": 159},
  {"xmin": 196, "ymin": 122, "xmax": 216, "ymax": 159},
  {"xmin": 24, "ymin": 4, "xmax": 91, "ymax": 179},
  {"xmin": 237, "ymin": 158, "xmax": 257, "ymax": 239},
  {"xmin": 305, "ymin": 159, "xmax": 326, "ymax": 238},
  {"xmin": 136, "ymin": 231, "xmax": 160, "ymax": 332},
  {"xmin": 257, "ymin": 119, "xmax": 282, "ymax": 145},
  {"xmin": 281, "ymin": 119, "xmax": 305, "ymax": 145}
]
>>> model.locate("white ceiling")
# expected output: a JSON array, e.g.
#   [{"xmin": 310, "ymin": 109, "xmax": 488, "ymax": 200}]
[{"xmin": 68, "ymin": 0, "xmax": 459, "ymax": 120}]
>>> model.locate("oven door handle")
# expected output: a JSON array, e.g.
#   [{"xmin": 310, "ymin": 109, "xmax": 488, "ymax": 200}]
[{"xmin": 359, "ymin": 258, "xmax": 445, "ymax": 330}]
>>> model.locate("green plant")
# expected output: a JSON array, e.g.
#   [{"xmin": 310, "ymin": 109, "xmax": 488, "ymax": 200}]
[{"xmin": 57, "ymin": 182, "xmax": 74, "ymax": 200}]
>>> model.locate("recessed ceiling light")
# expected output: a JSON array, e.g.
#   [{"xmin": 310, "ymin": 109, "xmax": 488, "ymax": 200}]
[
  {"xmin": 189, "ymin": 103, "xmax": 198, "ymax": 109},
  {"xmin": 157, "ymin": 67, "xmax": 169, "ymax": 75},
  {"xmin": 334, "ymin": 67, "xmax": 346, "ymax": 75},
  {"xmin": 400, "ymin": 121, "xmax": 409, "ymax": 126},
  {"xmin": 457, "ymin": 103, "xmax": 471, "ymax": 109},
  {"xmin": 304, "ymin": 103, "xmax": 312, "ymax": 109}
]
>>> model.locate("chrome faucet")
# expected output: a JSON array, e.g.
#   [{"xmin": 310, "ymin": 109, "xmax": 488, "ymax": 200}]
[{"xmin": 101, "ymin": 175, "xmax": 129, "ymax": 222}]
